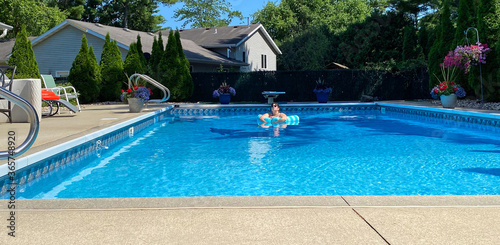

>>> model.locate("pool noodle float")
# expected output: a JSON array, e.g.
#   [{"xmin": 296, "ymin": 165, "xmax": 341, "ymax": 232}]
[{"xmin": 258, "ymin": 114, "xmax": 299, "ymax": 126}]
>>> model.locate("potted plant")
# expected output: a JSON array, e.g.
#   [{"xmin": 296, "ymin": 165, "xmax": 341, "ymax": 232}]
[
  {"xmin": 313, "ymin": 78, "xmax": 332, "ymax": 103},
  {"xmin": 431, "ymin": 42, "xmax": 490, "ymax": 108},
  {"xmin": 6, "ymin": 25, "xmax": 42, "ymax": 122},
  {"xmin": 213, "ymin": 82, "xmax": 236, "ymax": 104},
  {"xmin": 121, "ymin": 84, "xmax": 152, "ymax": 112}
]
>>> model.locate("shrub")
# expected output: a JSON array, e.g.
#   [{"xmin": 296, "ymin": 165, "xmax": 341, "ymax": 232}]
[
  {"xmin": 8, "ymin": 25, "xmax": 40, "ymax": 79},
  {"xmin": 99, "ymin": 33, "xmax": 124, "ymax": 101},
  {"xmin": 67, "ymin": 35, "xmax": 101, "ymax": 103}
]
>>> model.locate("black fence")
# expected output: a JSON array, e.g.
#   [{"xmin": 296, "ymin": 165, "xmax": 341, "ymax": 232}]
[{"xmin": 189, "ymin": 69, "xmax": 429, "ymax": 103}]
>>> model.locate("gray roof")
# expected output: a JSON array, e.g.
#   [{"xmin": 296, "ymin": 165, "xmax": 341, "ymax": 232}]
[
  {"xmin": 0, "ymin": 37, "xmax": 37, "ymax": 62},
  {"xmin": 31, "ymin": 19, "xmax": 247, "ymax": 66},
  {"xmin": 175, "ymin": 24, "xmax": 282, "ymax": 54}
]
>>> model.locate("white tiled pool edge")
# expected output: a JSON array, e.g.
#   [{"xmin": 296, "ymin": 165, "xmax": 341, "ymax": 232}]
[{"xmin": 0, "ymin": 106, "xmax": 173, "ymax": 178}]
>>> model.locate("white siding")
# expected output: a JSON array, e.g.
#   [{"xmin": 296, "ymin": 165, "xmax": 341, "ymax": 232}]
[{"xmin": 235, "ymin": 29, "xmax": 277, "ymax": 71}]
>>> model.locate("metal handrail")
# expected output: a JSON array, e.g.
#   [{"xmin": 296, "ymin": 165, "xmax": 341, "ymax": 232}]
[
  {"xmin": 129, "ymin": 73, "xmax": 170, "ymax": 103},
  {"xmin": 0, "ymin": 87, "xmax": 39, "ymax": 159}
]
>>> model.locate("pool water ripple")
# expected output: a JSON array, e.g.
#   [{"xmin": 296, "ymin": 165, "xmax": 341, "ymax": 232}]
[{"xmin": 7, "ymin": 111, "xmax": 500, "ymax": 199}]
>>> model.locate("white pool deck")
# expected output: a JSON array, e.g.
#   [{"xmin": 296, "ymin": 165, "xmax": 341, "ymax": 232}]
[{"xmin": 1, "ymin": 101, "xmax": 500, "ymax": 244}]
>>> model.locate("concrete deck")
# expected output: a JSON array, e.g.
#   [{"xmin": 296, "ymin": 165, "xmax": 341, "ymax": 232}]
[{"xmin": 1, "ymin": 101, "xmax": 500, "ymax": 244}]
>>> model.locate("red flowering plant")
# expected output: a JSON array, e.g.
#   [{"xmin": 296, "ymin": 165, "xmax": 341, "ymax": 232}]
[{"xmin": 121, "ymin": 84, "xmax": 152, "ymax": 102}]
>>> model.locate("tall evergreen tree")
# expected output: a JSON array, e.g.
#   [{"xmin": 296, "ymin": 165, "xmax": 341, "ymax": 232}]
[
  {"xmin": 175, "ymin": 30, "xmax": 193, "ymax": 100},
  {"xmin": 8, "ymin": 25, "xmax": 40, "ymax": 79},
  {"xmin": 477, "ymin": 0, "xmax": 499, "ymax": 101},
  {"xmin": 403, "ymin": 25, "xmax": 419, "ymax": 61},
  {"xmin": 428, "ymin": 0, "xmax": 454, "ymax": 87},
  {"xmin": 99, "ymin": 33, "xmax": 124, "ymax": 101},
  {"xmin": 149, "ymin": 33, "xmax": 164, "ymax": 81},
  {"xmin": 451, "ymin": 0, "xmax": 476, "ymax": 49},
  {"xmin": 159, "ymin": 30, "xmax": 181, "ymax": 101},
  {"xmin": 88, "ymin": 45, "xmax": 101, "ymax": 100},
  {"xmin": 136, "ymin": 34, "xmax": 147, "ymax": 68},
  {"xmin": 124, "ymin": 42, "xmax": 146, "ymax": 78},
  {"xmin": 68, "ymin": 35, "xmax": 100, "ymax": 103}
]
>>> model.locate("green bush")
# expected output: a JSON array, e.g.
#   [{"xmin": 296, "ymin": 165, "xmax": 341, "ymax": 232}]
[
  {"xmin": 99, "ymin": 33, "xmax": 124, "ymax": 101},
  {"xmin": 67, "ymin": 35, "xmax": 101, "ymax": 103},
  {"xmin": 123, "ymin": 42, "xmax": 146, "ymax": 77},
  {"xmin": 175, "ymin": 30, "xmax": 193, "ymax": 100},
  {"xmin": 8, "ymin": 25, "xmax": 40, "ymax": 79},
  {"xmin": 159, "ymin": 30, "xmax": 182, "ymax": 101}
]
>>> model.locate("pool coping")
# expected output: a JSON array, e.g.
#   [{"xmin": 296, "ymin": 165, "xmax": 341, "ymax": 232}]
[{"xmin": 3, "ymin": 195, "xmax": 500, "ymax": 210}]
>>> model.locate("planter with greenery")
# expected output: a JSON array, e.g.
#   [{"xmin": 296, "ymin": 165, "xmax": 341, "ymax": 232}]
[
  {"xmin": 6, "ymin": 25, "xmax": 42, "ymax": 122},
  {"xmin": 313, "ymin": 78, "xmax": 331, "ymax": 103}
]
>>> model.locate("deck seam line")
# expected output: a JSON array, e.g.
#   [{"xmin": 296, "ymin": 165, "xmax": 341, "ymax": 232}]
[{"xmin": 352, "ymin": 208, "xmax": 391, "ymax": 245}]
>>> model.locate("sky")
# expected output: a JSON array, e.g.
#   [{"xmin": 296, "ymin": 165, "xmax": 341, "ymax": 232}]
[{"xmin": 157, "ymin": 0, "xmax": 281, "ymax": 30}]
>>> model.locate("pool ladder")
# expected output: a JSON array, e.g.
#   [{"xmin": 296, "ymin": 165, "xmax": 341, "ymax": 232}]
[
  {"xmin": 128, "ymin": 74, "xmax": 170, "ymax": 103},
  {"xmin": 0, "ymin": 86, "xmax": 39, "ymax": 159}
]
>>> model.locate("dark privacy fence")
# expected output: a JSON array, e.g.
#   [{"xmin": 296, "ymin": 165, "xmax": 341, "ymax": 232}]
[{"xmin": 188, "ymin": 69, "xmax": 429, "ymax": 103}]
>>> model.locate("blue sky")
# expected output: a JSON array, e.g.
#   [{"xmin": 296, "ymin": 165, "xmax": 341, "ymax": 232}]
[{"xmin": 158, "ymin": 0, "xmax": 281, "ymax": 30}]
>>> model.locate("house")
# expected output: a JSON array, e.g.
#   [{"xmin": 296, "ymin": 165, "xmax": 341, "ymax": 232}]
[
  {"xmin": 175, "ymin": 24, "xmax": 282, "ymax": 72},
  {"xmin": 0, "ymin": 22, "xmax": 14, "ymax": 65},
  {"xmin": 1, "ymin": 19, "xmax": 281, "ymax": 76}
]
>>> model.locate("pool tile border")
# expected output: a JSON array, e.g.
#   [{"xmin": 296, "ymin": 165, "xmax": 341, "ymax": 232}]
[{"xmin": 0, "ymin": 106, "xmax": 173, "ymax": 196}]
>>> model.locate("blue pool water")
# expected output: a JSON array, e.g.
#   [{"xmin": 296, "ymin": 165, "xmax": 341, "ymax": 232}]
[{"xmin": 9, "ymin": 109, "xmax": 500, "ymax": 198}]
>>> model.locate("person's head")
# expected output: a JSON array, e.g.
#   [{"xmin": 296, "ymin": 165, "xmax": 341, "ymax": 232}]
[{"xmin": 271, "ymin": 102, "xmax": 280, "ymax": 112}]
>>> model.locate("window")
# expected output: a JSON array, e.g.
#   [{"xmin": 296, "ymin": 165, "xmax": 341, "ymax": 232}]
[
  {"xmin": 242, "ymin": 52, "xmax": 246, "ymax": 63},
  {"xmin": 55, "ymin": 71, "xmax": 70, "ymax": 78},
  {"xmin": 261, "ymin": 54, "xmax": 267, "ymax": 69}
]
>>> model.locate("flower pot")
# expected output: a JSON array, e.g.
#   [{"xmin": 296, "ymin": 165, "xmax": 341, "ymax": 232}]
[
  {"xmin": 128, "ymin": 98, "xmax": 144, "ymax": 112},
  {"xmin": 315, "ymin": 91, "xmax": 329, "ymax": 103},
  {"xmin": 219, "ymin": 93, "xmax": 231, "ymax": 104},
  {"xmin": 440, "ymin": 94, "xmax": 457, "ymax": 108}
]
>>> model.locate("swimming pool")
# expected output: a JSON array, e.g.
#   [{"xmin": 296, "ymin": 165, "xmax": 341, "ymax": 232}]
[{"xmin": 2, "ymin": 103, "xmax": 500, "ymax": 199}]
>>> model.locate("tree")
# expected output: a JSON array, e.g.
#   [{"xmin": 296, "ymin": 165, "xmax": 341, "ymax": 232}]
[
  {"xmin": 279, "ymin": 25, "xmax": 332, "ymax": 70},
  {"xmin": 0, "ymin": 0, "xmax": 67, "ymax": 38},
  {"xmin": 68, "ymin": 35, "xmax": 101, "ymax": 103},
  {"xmin": 450, "ymin": 0, "xmax": 476, "ymax": 49},
  {"xmin": 148, "ymin": 33, "xmax": 164, "ymax": 81},
  {"xmin": 45, "ymin": 0, "xmax": 86, "ymax": 20},
  {"xmin": 123, "ymin": 42, "xmax": 146, "ymax": 77},
  {"xmin": 427, "ymin": 0, "xmax": 454, "ymax": 87},
  {"xmin": 338, "ymin": 11, "xmax": 410, "ymax": 68},
  {"xmin": 7, "ymin": 25, "xmax": 40, "ymax": 79},
  {"xmin": 253, "ymin": 0, "xmax": 371, "ymax": 44},
  {"xmin": 173, "ymin": 0, "xmax": 243, "ymax": 28},
  {"xmin": 159, "ymin": 30, "xmax": 182, "ymax": 100},
  {"xmin": 136, "ymin": 34, "xmax": 147, "ymax": 68},
  {"xmin": 99, "ymin": 33, "xmax": 124, "ymax": 101},
  {"xmin": 174, "ymin": 30, "xmax": 193, "ymax": 100},
  {"xmin": 403, "ymin": 25, "xmax": 419, "ymax": 61},
  {"xmin": 477, "ymin": 0, "xmax": 500, "ymax": 101},
  {"xmin": 93, "ymin": 0, "xmax": 179, "ymax": 32}
]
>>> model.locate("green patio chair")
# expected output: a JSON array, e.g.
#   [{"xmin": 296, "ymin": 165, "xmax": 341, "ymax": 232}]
[{"xmin": 41, "ymin": 74, "xmax": 81, "ymax": 111}]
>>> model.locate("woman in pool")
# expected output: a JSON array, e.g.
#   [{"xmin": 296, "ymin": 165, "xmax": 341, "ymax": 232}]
[{"xmin": 259, "ymin": 102, "xmax": 287, "ymax": 123}]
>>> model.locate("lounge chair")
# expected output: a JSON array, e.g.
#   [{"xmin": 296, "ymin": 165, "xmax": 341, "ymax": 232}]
[
  {"xmin": 41, "ymin": 89, "xmax": 79, "ymax": 117},
  {"xmin": 41, "ymin": 74, "xmax": 81, "ymax": 111},
  {"xmin": 0, "ymin": 65, "xmax": 16, "ymax": 123}
]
